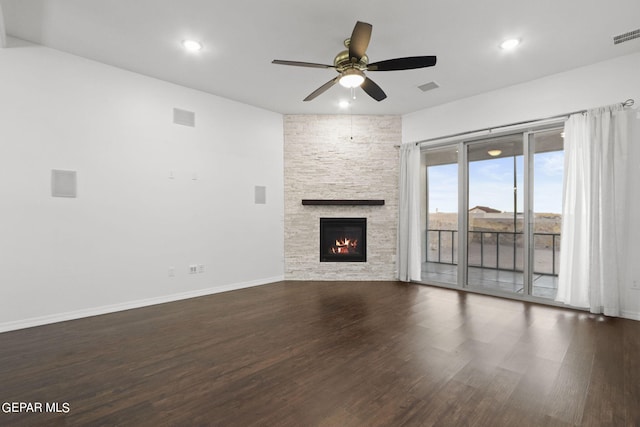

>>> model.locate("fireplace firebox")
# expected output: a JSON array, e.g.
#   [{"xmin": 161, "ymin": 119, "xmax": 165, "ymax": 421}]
[{"xmin": 320, "ymin": 218, "xmax": 367, "ymax": 262}]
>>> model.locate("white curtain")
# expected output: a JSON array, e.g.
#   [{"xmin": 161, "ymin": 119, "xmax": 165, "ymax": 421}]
[
  {"xmin": 556, "ymin": 104, "xmax": 634, "ymax": 316},
  {"xmin": 397, "ymin": 143, "xmax": 422, "ymax": 282}
]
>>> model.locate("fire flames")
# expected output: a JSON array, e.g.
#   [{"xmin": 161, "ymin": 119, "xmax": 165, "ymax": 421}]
[{"xmin": 331, "ymin": 237, "xmax": 358, "ymax": 254}]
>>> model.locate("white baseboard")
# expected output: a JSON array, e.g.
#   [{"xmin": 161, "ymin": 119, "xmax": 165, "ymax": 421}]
[
  {"xmin": 0, "ymin": 276, "xmax": 284, "ymax": 333},
  {"xmin": 2, "ymin": 276, "xmax": 636, "ymax": 334},
  {"xmin": 621, "ymin": 310, "xmax": 640, "ymax": 321}
]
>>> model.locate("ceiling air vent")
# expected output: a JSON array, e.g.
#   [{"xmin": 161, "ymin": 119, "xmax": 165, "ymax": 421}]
[
  {"xmin": 418, "ymin": 81, "xmax": 440, "ymax": 92},
  {"xmin": 613, "ymin": 29, "xmax": 640, "ymax": 45},
  {"xmin": 173, "ymin": 108, "xmax": 195, "ymax": 127}
]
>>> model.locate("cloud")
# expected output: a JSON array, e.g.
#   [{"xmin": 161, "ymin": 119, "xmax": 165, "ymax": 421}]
[
  {"xmin": 538, "ymin": 152, "xmax": 564, "ymax": 177},
  {"xmin": 428, "ymin": 164, "xmax": 458, "ymax": 212}
]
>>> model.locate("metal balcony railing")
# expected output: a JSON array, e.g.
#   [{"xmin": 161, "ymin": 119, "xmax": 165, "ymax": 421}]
[{"xmin": 427, "ymin": 229, "xmax": 560, "ymax": 276}]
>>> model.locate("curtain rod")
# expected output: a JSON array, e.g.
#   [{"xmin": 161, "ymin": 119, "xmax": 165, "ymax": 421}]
[{"xmin": 413, "ymin": 98, "xmax": 635, "ymax": 146}]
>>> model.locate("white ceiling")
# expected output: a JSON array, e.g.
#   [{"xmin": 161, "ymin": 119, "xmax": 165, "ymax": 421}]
[{"xmin": 2, "ymin": 0, "xmax": 640, "ymax": 115}]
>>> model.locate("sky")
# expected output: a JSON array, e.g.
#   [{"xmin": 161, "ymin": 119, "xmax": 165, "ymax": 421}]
[{"xmin": 428, "ymin": 151, "xmax": 564, "ymax": 214}]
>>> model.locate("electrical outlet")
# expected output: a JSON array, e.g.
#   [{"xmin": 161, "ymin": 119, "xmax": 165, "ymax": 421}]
[
  {"xmin": 168, "ymin": 267, "xmax": 175, "ymax": 277},
  {"xmin": 198, "ymin": 264, "xmax": 205, "ymax": 274},
  {"xmin": 189, "ymin": 265, "xmax": 198, "ymax": 274},
  {"xmin": 631, "ymin": 280, "xmax": 640, "ymax": 290}
]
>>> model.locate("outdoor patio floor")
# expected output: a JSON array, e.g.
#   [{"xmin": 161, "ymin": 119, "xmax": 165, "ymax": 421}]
[{"xmin": 421, "ymin": 261, "xmax": 558, "ymax": 299}]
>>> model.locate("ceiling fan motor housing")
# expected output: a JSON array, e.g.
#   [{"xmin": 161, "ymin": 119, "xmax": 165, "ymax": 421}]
[{"xmin": 334, "ymin": 39, "xmax": 369, "ymax": 72}]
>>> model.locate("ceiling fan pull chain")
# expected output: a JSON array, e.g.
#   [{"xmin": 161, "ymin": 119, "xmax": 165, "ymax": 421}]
[{"xmin": 350, "ymin": 110, "xmax": 354, "ymax": 141}]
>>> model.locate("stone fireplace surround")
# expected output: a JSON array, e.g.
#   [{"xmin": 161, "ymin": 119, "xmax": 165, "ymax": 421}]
[{"xmin": 284, "ymin": 115, "xmax": 401, "ymax": 280}]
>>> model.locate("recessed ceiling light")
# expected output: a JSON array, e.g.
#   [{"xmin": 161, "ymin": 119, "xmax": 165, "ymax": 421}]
[
  {"xmin": 488, "ymin": 149, "xmax": 502, "ymax": 157},
  {"xmin": 182, "ymin": 40, "xmax": 203, "ymax": 52},
  {"xmin": 500, "ymin": 38, "xmax": 520, "ymax": 50},
  {"xmin": 338, "ymin": 100, "xmax": 350, "ymax": 109}
]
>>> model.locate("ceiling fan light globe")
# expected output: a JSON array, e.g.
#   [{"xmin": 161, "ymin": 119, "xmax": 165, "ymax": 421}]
[{"xmin": 339, "ymin": 69, "xmax": 365, "ymax": 88}]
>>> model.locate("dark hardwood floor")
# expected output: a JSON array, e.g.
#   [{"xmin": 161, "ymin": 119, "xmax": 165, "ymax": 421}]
[{"xmin": 1, "ymin": 281, "xmax": 638, "ymax": 426}]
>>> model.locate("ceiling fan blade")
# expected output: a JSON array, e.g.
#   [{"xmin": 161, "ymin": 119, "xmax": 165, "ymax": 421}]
[
  {"xmin": 304, "ymin": 76, "xmax": 340, "ymax": 101},
  {"xmin": 367, "ymin": 56, "xmax": 437, "ymax": 71},
  {"xmin": 361, "ymin": 77, "xmax": 387, "ymax": 102},
  {"xmin": 349, "ymin": 21, "xmax": 372, "ymax": 62},
  {"xmin": 272, "ymin": 60, "xmax": 335, "ymax": 69}
]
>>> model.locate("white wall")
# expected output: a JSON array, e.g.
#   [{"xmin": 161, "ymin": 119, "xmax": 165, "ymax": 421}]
[
  {"xmin": 403, "ymin": 52, "xmax": 640, "ymax": 320},
  {"xmin": 404, "ymin": 52, "xmax": 640, "ymax": 143},
  {"xmin": 0, "ymin": 39, "xmax": 285, "ymax": 331}
]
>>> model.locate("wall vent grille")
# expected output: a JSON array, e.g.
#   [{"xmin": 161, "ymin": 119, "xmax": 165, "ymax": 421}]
[
  {"xmin": 613, "ymin": 29, "xmax": 640, "ymax": 45},
  {"xmin": 173, "ymin": 108, "xmax": 195, "ymax": 127}
]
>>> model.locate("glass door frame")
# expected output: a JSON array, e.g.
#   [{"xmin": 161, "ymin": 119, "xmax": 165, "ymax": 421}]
[{"xmin": 421, "ymin": 121, "xmax": 565, "ymax": 305}]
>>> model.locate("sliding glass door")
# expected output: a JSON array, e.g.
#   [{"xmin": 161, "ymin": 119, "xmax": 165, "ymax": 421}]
[
  {"xmin": 530, "ymin": 129, "xmax": 564, "ymax": 299},
  {"xmin": 466, "ymin": 135, "xmax": 524, "ymax": 295},
  {"xmin": 421, "ymin": 146, "xmax": 458, "ymax": 286},
  {"xmin": 420, "ymin": 126, "xmax": 564, "ymax": 302}
]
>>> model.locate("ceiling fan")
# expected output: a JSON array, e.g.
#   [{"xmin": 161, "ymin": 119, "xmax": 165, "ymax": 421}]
[{"xmin": 272, "ymin": 21, "xmax": 436, "ymax": 102}]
